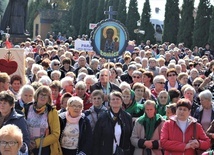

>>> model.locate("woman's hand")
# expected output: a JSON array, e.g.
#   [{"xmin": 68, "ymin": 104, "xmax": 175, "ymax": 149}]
[{"xmin": 144, "ymin": 140, "xmax": 153, "ymax": 149}]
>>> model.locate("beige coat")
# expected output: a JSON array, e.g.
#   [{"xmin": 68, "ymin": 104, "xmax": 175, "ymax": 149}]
[{"xmin": 130, "ymin": 118, "xmax": 164, "ymax": 155}]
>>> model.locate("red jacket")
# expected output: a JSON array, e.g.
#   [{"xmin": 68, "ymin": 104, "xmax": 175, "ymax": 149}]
[
  {"xmin": 72, "ymin": 92, "xmax": 92, "ymax": 111},
  {"xmin": 160, "ymin": 116, "xmax": 210, "ymax": 155}
]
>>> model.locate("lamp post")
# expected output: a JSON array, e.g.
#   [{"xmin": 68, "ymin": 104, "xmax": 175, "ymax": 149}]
[{"xmin": 137, "ymin": 20, "xmax": 141, "ymax": 46}]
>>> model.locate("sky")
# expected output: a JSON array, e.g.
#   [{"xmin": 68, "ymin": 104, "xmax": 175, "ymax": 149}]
[{"xmin": 127, "ymin": 0, "xmax": 214, "ymax": 21}]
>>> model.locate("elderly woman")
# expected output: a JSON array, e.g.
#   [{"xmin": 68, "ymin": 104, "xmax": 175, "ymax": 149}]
[
  {"xmin": 0, "ymin": 124, "xmax": 24, "ymax": 155},
  {"xmin": 85, "ymin": 90, "xmax": 107, "ymax": 131},
  {"xmin": 194, "ymin": 90, "xmax": 214, "ymax": 131},
  {"xmin": 142, "ymin": 71, "xmax": 154, "ymax": 89},
  {"xmin": 93, "ymin": 91, "xmax": 133, "ymax": 155},
  {"xmin": 177, "ymin": 72, "xmax": 188, "ymax": 86},
  {"xmin": 60, "ymin": 76, "xmax": 74, "ymax": 95},
  {"xmin": 84, "ymin": 75, "xmax": 98, "ymax": 94},
  {"xmin": 161, "ymin": 99, "xmax": 210, "ymax": 155},
  {"xmin": 131, "ymin": 100, "xmax": 165, "ymax": 155},
  {"xmin": 0, "ymin": 91, "xmax": 30, "ymax": 154},
  {"xmin": 122, "ymin": 88, "xmax": 144, "ymax": 120},
  {"xmin": 49, "ymin": 80, "xmax": 61, "ymax": 110},
  {"xmin": 73, "ymin": 81, "xmax": 92, "ymax": 111},
  {"xmin": 47, "ymin": 59, "xmax": 65, "ymax": 80},
  {"xmin": 188, "ymin": 68, "xmax": 199, "ymax": 85},
  {"xmin": 59, "ymin": 96, "xmax": 92, "ymax": 155},
  {"xmin": 24, "ymin": 86, "xmax": 62, "ymax": 155},
  {"xmin": 109, "ymin": 67, "xmax": 121, "ymax": 86},
  {"xmin": 183, "ymin": 86, "xmax": 199, "ymax": 116},
  {"xmin": 15, "ymin": 85, "xmax": 35, "ymax": 114},
  {"xmin": 156, "ymin": 90, "xmax": 170, "ymax": 116},
  {"xmin": 165, "ymin": 68, "xmax": 182, "ymax": 91},
  {"xmin": 131, "ymin": 70, "xmax": 143, "ymax": 88},
  {"xmin": 151, "ymin": 75, "xmax": 166, "ymax": 99},
  {"xmin": 132, "ymin": 82, "xmax": 146, "ymax": 105}
]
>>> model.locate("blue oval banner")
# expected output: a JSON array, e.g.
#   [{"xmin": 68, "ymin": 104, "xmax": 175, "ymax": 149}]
[{"xmin": 91, "ymin": 19, "xmax": 129, "ymax": 59}]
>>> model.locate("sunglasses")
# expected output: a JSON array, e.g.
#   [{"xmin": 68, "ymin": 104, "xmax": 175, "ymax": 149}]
[
  {"xmin": 168, "ymin": 74, "xmax": 176, "ymax": 77},
  {"xmin": 157, "ymin": 82, "xmax": 165, "ymax": 85},
  {"xmin": 132, "ymin": 76, "xmax": 140, "ymax": 79},
  {"xmin": 54, "ymin": 64, "xmax": 60, "ymax": 66}
]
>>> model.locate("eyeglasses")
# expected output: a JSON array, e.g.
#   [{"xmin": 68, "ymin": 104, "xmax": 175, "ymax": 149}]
[
  {"xmin": 193, "ymin": 84, "xmax": 201, "ymax": 87},
  {"xmin": 0, "ymin": 141, "xmax": 18, "ymax": 147},
  {"xmin": 54, "ymin": 64, "xmax": 60, "ymax": 66},
  {"xmin": 159, "ymin": 96, "xmax": 167, "ymax": 99},
  {"xmin": 168, "ymin": 74, "xmax": 176, "ymax": 77},
  {"xmin": 157, "ymin": 82, "xmax": 165, "ymax": 85},
  {"xmin": 39, "ymin": 93, "xmax": 48, "ymax": 98},
  {"xmin": 132, "ymin": 76, "xmax": 140, "ymax": 79},
  {"xmin": 70, "ymin": 104, "xmax": 82, "ymax": 109}
]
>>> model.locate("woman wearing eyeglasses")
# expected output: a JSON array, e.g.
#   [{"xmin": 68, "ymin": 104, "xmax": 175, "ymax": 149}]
[
  {"xmin": 0, "ymin": 124, "xmax": 24, "ymax": 155},
  {"xmin": 24, "ymin": 85, "xmax": 62, "ymax": 155},
  {"xmin": 165, "ymin": 68, "xmax": 182, "ymax": 92},
  {"xmin": 59, "ymin": 96, "xmax": 92, "ymax": 155}
]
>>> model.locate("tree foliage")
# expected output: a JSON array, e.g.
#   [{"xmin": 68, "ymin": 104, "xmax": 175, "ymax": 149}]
[
  {"xmin": 208, "ymin": 7, "xmax": 214, "ymax": 49},
  {"xmin": 72, "ymin": 0, "xmax": 83, "ymax": 36},
  {"xmin": 162, "ymin": 0, "xmax": 180, "ymax": 44},
  {"xmin": 126, "ymin": 0, "xmax": 140, "ymax": 41},
  {"xmin": 193, "ymin": 0, "xmax": 212, "ymax": 47},
  {"xmin": 96, "ymin": 0, "xmax": 105, "ymax": 22},
  {"xmin": 139, "ymin": 0, "xmax": 156, "ymax": 44},
  {"xmin": 177, "ymin": 0, "xmax": 194, "ymax": 48},
  {"xmin": 79, "ymin": 0, "xmax": 89, "ymax": 35},
  {"xmin": 117, "ymin": 0, "xmax": 127, "ymax": 25}
]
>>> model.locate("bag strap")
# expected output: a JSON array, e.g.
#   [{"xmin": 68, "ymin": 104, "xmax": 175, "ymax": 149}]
[{"xmin": 193, "ymin": 122, "xmax": 197, "ymax": 139}]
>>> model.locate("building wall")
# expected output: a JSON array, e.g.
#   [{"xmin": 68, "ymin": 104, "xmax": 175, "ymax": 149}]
[
  {"xmin": 33, "ymin": 14, "xmax": 40, "ymax": 39},
  {"xmin": 40, "ymin": 23, "xmax": 51, "ymax": 40}
]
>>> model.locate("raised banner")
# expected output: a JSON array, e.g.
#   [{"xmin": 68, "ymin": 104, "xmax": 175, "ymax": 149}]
[
  {"xmin": 0, "ymin": 48, "xmax": 25, "ymax": 83},
  {"xmin": 74, "ymin": 40, "xmax": 93, "ymax": 51}
]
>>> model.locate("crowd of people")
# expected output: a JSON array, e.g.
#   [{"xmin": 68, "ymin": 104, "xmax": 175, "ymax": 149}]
[{"xmin": 0, "ymin": 34, "xmax": 214, "ymax": 155}]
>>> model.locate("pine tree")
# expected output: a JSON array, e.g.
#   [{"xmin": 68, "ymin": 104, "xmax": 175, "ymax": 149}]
[
  {"xmin": 139, "ymin": 0, "xmax": 156, "ymax": 44},
  {"xmin": 72, "ymin": 0, "xmax": 83, "ymax": 36},
  {"xmin": 79, "ymin": 0, "xmax": 89, "ymax": 35},
  {"xmin": 0, "ymin": 0, "xmax": 3, "ymax": 15},
  {"xmin": 126, "ymin": 0, "xmax": 140, "ymax": 41},
  {"xmin": 177, "ymin": 0, "xmax": 194, "ymax": 48},
  {"xmin": 117, "ymin": 0, "xmax": 127, "ymax": 25},
  {"xmin": 96, "ymin": 0, "xmax": 105, "ymax": 22},
  {"xmin": 162, "ymin": 0, "xmax": 179, "ymax": 44},
  {"xmin": 193, "ymin": 0, "xmax": 212, "ymax": 47},
  {"xmin": 86, "ymin": 0, "xmax": 99, "ymax": 35},
  {"xmin": 113, "ymin": 0, "xmax": 119, "ymax": 12},
  {"xmin": 208, "ymin": 7, "xmax": 214, "ymax": 50}
]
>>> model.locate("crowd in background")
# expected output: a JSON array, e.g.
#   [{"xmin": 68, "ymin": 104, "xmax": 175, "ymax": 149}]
[{"xmin": 0, "ymin": 33, "xmax": 214, "ymax": 155}]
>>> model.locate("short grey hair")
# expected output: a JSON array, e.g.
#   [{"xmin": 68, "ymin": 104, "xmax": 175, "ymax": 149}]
[
  {"xmin": 199, "ymin": 90, "xmax": 213, "ymax": 101},
  {"xmin": 84, "ymin": 75, "xmax": 98, "ymax": 84},
  {"xmin": 51, "ymin": 70, "xmax": 61, "ymax": 78},
  {"xmin": 50, "ymin": 59, "xmax": 60, "ymax": 69},
  {"xmin": 153, "ymin": 75, "xmax": 166, "ymax": 84},
  {"xmin": 119, "ymin": 81, "xmax": 131, "ymax": 90},
  {"xmin": 61, "ymin": 76, "xmax": 74, "ymax": 89},
  {"xmin": 128, "ymin": 64, "xmax": 137, "ymax": 71},
  {"xmin": 184, "ymin": 86, "xmax": 196, "ymax": 95}
]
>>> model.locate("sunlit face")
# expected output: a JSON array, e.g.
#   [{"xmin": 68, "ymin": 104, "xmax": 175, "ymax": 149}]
[
  {"xmin": 200, "ymin": 97, "xmax": 212, "ymax": 109},
  {"xmin": 176, "ymin": 106, "xmax": 190, "ymax": 121},
  {"xmin": 110, "ymin": 95, "xmax": 122, "ymax": 109},
  {"xmin": 0, "ymin": 135, "xmax": 20, "ymax": 155},
  {"xmin": 145, "ymin": 104, "xmax": 156, "ymax": 118},
  {"xmin": 37, "ymin": 92, "xmax": 49, "ymax": 107},
  {"xmin": 65, "ymin": 83, "xmax": 74, "ymax": 94},
  {"xmin": 0, "ymin": 101, "xmax": 13, "ymax": 117},
  {"xmin": 21, "ymin": 90, "xmax": 34, "ymax": 104},
  {"xmin": 167, "ymin": 72, "xmax": 177, "ymax": 82},
  {"xmin": 51, "ymin": 73, "xmax": 60, "ymax": 81},
  {"xmin": 99, "ymin": 71, "xmax": 109, "ymax": 84},
  {"xmin": 11, "ymin": 80, "xmax": 21, "ymax": 93},
  {"xmin": 155, "ymin": 80, "xmax": 165, "ymax": 91},
  {"xmin": 132, "ymin": 74, "xmax": 142, "ymax": 83},
  {"xmin": 142, "ymin": 75, "xmax": 150, "ymax": 83},
  {"xmin": 51, "ymin": 88, "xmax": 59, "ymax": 99},
  {"xmin": 85, "ymin": 79, "xmax": 93, "ymax": 90},
  {"xmin": 166, "ymin": 108, "xmax": 173, "ymax": 119},
  {"xmin": 122, "ymin": 94, "xmax": 131, "ymax": 105},
  {"xmin": 91, "ymin": 95, "xmax": 103, "ymax": 107},
  {"xmin": 158, "ymin": 92, "xmax": 168, "ymax": 105},
  {"xmin": 67, "ymin": 101, "xmax": 83, "ymax": 117},
  {"xmin": 110, "ymin": 70, "xmax": 117, "ymax": 79},
  {"xmin": 184, "ymin": 90, "xmax": 194, "ymax": 102}
]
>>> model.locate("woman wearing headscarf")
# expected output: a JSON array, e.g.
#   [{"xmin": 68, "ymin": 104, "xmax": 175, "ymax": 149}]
[
  {"xmin": 93, "ymin": 91, "xmax": 133, "ymax": 155},
  {"xmin": 161, "ymin": 99, "xmax": 210, "ymax": 155},
  {"xmin": 131, "ymin": 100, "xmax": 164, "ymax": 155},
  {"xmin": 156, "ymin": 90, "xmax": 170, "ymax": 116}
]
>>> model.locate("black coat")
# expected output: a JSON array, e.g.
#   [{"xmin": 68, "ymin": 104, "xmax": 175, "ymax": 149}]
[
  {"xmin": 92, "ymin": 109, "xmax": 133, "ymax": 155},
  {"xmin": 59, "ymin": 112, "xmax": 92, "ymax": 155},
  {"xmin": 90, "ymin": 82, "xmax": 121, "ymax": 94}
]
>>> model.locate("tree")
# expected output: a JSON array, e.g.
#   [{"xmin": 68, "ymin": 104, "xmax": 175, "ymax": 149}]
[
  {"xmin": 79, "ymin": 0, "xmax": 89, "ymax": 35},
  {"xmin": 208, "ymin": 7, "xmax": 214, "ymax": 49},
  {"xmin": 117, "ymin": 0, "xmax": 126, "ymax": 25},
  {"xmin": 126, "ymin": 0, "xmax": 140, "ymax": 41},
  {"xmin": 96, "ymin": 0, "xmax": 105, "ymax": 22},
  {"xmin": 162, "ymin": 0, "xmax": 179, "ymax": 44},
  {"xmin": 177, "ymin": 0, "xmax": 194, "ymax": 48},
  {"xmin": 72, "ymin": 0, "xmax": 83, "ymax": 36},
  {"xmin": 139, "ymin": 0, "xmax": 156, "ymax": 44},
  {"xmin": 86, "ymin": 0, "xmax": 99, "ymax": 35},
  {"xmin": 193, "ymin": 0, "xmax": 212, "ymax": 47}
]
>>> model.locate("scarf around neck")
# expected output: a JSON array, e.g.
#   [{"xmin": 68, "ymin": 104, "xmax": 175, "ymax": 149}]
[
  {"xmin": 66, "ymin": 111, "xmax": 82, "ymax": 124},
  {"xmin": 138, "ymin": 113, "xmax": 161, "ymax": 140}
]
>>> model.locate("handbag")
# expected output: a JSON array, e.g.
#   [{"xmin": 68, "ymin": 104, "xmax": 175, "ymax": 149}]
[
  {"xmin": 193, "ymin": 122, "xmax": 205, "ymax": 155},
  {"xmin": 114, "ymin": 135, "xmax": 124, "ymax": 155}
]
